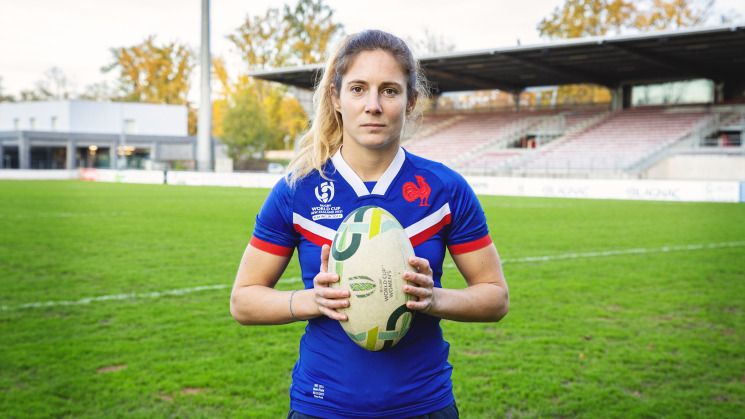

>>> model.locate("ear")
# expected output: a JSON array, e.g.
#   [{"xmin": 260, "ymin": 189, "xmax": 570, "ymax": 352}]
[
  {"xmin": 406, "ymin": 93, "xmax": 418, "ymax": 115},
  {"xmin": 330, "ymin": 84, "xmax": 341, "ymax": 112}
]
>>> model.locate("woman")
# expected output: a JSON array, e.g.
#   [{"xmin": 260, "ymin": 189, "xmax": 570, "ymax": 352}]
[{"xmin": 231, "ymin": 29, "xmax": 509, "ymax": 418}]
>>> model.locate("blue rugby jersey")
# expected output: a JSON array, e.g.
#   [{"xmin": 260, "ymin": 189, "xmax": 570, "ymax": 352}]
[{"xmin": 250, "ymin": 147, "xmax": 492, "ymax": 418}]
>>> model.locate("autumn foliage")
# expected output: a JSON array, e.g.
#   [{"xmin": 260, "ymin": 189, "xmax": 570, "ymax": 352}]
[{"xmin": 536, "ymin": 0, "xmax": 711, "ymax": 106}]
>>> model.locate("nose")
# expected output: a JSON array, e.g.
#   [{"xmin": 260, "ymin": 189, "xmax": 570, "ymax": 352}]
[{"xmin": 364, "ymin": 93, "xmax": 382, "ymax": 114}]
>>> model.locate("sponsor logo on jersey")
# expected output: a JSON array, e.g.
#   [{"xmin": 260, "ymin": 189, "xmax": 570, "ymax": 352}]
[{"xmin": 402, "ymin": 175, "xmax": 431, "ymax": 207}]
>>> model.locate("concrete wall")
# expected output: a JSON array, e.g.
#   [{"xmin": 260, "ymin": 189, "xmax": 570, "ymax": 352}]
[
  {"xmin": 1, "ymin": 169, "xmax": 742, "ymax": 203},
  {"xmin": 68, "ymin": 101, "xmax": 187, "ymax": 136},
  {"xmin": 0, "ymin": 101, "xmax": 187, "ymax": 136},
  {"xmin": 644, "ymin": 154, "xmax": 745, "ymax": 181},
  {"xmin": 0, "ymin": 101, "xmax": 71, "ymax": 131}
]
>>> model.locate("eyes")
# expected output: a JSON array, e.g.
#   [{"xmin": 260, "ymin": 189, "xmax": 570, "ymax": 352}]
[{"xmin": 349, "ymin": 85, "xmax": 399, "ymax": 96}]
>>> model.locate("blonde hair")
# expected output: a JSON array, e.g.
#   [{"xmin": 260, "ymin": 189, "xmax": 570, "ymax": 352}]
[{"xmin": 285, "ymin": 29, "xmax": 429, "ymax": 186}]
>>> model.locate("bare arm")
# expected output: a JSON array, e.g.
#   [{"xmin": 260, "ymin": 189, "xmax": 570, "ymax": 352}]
[
  {"xmin": 230, "ymin": 243, "xmax": 350, "ymax": 325},
  {"xmin": 404, "ymin": 244, "xmax": 509, "ymax": 322}
]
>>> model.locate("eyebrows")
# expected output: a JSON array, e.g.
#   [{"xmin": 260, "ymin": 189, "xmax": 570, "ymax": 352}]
[{"xmin": 343, "ymin": 79, "xmax": 404, "ymax": 89}]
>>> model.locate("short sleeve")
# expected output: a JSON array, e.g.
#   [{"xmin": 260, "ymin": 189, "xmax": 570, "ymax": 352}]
[
  {"xmin": 445, "ymin": 171, "xmax": 492, "ymax": 254},
  {"xmin": 250, "ymin": 179, "xmax": 299, "ymax": 256}
]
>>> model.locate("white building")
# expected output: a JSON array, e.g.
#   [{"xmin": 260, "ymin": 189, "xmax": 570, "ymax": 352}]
[{"xmin": 0, "ymin": 100, "xmax": 212, "ymax": 170}]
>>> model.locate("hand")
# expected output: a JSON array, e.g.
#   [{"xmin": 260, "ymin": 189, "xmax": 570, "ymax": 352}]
[
  {"xmin": 403, "ymin": 255, "xmax": 436, "ymax": 313},
  {"xmin": 312, "ymin": 244, "xmax": 350, "ymax": 321}
]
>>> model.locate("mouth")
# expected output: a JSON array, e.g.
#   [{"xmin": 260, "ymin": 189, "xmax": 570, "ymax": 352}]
[{"xmin": 361, "ymin": 124, "xmax": 385, "ymax": 129}]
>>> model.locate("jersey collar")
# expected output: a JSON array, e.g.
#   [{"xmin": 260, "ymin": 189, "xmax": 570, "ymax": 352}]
[{"xmin": 331, "ymin": 147, "xmax": 406, "ymax": 197}]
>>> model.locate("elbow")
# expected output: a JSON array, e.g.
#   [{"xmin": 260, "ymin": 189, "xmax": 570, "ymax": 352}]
[
  {"xmin": 496, "ymin": 297, "xmax": 509, "ymax": 321},
  {"xmin": 490, "ymin": 288, "xmax": 509, "ymax": 322},
  {"xmin": 230, "ymin": 291, "xmax": 254, "ymax": 326}
]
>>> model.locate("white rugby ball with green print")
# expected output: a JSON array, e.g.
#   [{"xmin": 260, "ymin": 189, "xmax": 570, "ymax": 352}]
[{"xmin": 328, "ymin": 205, "xmax": 417, "ymax": 351}]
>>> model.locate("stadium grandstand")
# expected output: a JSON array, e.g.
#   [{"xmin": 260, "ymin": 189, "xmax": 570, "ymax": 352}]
[{"xmin": 251, "ymin": 25, "xmax": 745, "ymax": 181}]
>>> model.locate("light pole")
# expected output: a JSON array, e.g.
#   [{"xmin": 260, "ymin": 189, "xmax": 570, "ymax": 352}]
[{"xmin": 196, "ymin": 0, "xmax": 213, "ymax": 171}]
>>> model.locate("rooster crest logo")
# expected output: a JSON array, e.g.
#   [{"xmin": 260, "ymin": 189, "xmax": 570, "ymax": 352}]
[{"xmin": 402, "ymin": 175, "xmax": 431, "ymax": 207}]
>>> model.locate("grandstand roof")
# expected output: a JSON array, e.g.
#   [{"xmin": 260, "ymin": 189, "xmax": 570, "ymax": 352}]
[{"xmin": 249, "ymin": 25, "xmax": 745, "ymax": 94}]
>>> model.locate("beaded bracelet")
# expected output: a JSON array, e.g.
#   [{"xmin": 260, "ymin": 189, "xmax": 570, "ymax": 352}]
[{"xmin": 289, "ymin": 289, "xmax": 299, "ymax": 321}]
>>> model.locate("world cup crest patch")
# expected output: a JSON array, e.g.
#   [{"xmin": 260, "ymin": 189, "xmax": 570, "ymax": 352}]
[
  {"xmin": 311, "ymin": 181, "xmax": 343, "ymax": 221},
  {"xmin": 315, "ymin": 181, "xmax": 335, "ymax": 203}
]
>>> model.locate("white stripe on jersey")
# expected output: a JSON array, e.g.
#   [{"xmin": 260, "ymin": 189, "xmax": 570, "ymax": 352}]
[
  {"xmin": 404, "ymin": 203, "xmax": 451, "ymax": 238},
  {"xmin": 292, "ymin": 213, "xmax": 336, "ymax": 241}
]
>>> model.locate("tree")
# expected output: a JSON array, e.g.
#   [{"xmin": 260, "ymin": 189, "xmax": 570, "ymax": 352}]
[
  {"xmin": 536, "ymin": 0, "xmax": 710, "ymax": 106},
  {"xmin": 537, "ymin": 0, "xmax": 636, "ymax": 39},
  {"xmin": 218, "ymin": 0, "xmax": 343, "ymax": 158},
  {"xmin": 262, "ymin": 86, "xmax": 309, "ymax": 150},
  {"xmin": 102, "ymin": 36, "xmax": 196, "ymax": 133},
  {"xmin": 103, "ymin": 36, "xmax": 195, "ymax": 105},
  {"xmin": 18, "ymin": 67, "xmax": 75, "ymax": 101},
  {"xmin": 0, "ymin": 77, "xmax": 16, "ymax": 102},
  {"xmin": 228, "ymin": 0, "xmax": 343, "ymax": 70},
  {"xmin": 227, "ymin": 8, "xmax": 292, "ymax": 71},
  {"xmin": 538, "ymin": 0, "xmax": 713, "ymax": 39},
  {"xmin": 79, "ymin": 81, "xmax": 121, "ymax": 102},
  {"xmin": 634, "ymin": 0, "xmax": 712, "ymax": 30},
  {"xmin": 221, "ymin": 86, "xmax": 273, "ymax": 161},
  {"xmin": 407, "ymin": 28, "xmax": 457, "ymax": 56},
  {"xmin": 283, "ymin": 0, "xmax": 344, "ymax": 65}
]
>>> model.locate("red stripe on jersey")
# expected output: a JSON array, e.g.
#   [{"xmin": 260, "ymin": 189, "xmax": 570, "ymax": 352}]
[
  {"xmin": 410, "ymin": 213, "xmax": 452, "ymax": 247},
  {"xmin": 250, "ymin": 236, "xmax": 294, "ymax": 257},
  {"xmin": 294, "ymin": 224, "xmax": 333, "ymax": 248},
  {"xmin": 448, "ymin": 235, "xmax": 493, "ymax": 255}
]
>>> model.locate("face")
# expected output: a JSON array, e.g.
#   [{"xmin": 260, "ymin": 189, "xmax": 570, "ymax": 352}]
[{"xmin": 331, "ymin": 49, "xmax": 414, "ymax": 153}]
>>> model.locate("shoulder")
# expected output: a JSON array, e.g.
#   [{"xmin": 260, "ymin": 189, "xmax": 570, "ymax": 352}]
[{"xmin": 403, "ymin": 148, "xmax": 470, "ymax": 190}]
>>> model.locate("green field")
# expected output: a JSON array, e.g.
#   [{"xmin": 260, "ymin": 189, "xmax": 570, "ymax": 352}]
[{"xmin": 1, "ymin": 180, "xmax": 744, "ymax": 418}]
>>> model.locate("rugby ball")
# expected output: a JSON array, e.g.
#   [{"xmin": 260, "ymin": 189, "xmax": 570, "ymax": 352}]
[{"xmin": 328, "ymin": 205, "xmax": 416, "ymax": 351}]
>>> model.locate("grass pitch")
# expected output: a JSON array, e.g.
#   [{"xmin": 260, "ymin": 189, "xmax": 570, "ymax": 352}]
[{"xmin": 1, "ymin": 180, "xmax": 743, "ymax": 418}]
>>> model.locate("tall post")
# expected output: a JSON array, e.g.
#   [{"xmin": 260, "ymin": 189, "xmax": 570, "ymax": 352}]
[
  {"xmin": 197, "ymin": 0, "xmax": 213, "ymax": 171},
  {"xmin": 66, "ymin": 139, "xmax": 75, "ymax": 169},
  {"xmin": 18, "ymin": 132, "xmax": 30, "ymax": 170}
]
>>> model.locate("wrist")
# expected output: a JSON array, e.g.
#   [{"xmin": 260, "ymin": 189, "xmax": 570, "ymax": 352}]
[
  {"xmin": 290, "ymin": 289, "xmax": 320, "ymax": 321},
  {"xmin": 424, "ymin": 286, "xmax": 439, "ymax": 314}
]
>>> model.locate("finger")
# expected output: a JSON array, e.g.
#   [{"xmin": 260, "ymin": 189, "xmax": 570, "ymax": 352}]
[
  {"xmin": 320, "ymin": 244, "xmax": 331, "ymax": 273},
  {"xmin": 406, "ymin": 298, "xmax": 432, "ymax": 312},
  {"xmin": 403, "ymin": 281, "xmax": 428, "ymax": 298},
  {"xmin": 316, "ymin": 284, "xmax": 349, "ymax": 300},
  {"xmin": 315, "ymin": 271, "xmax": 340, "ymax": 286},
  {"xmin": 316, "ymin": 295, "xmax": 350, "ymax": 310},
  {"xmin": 408, "ymin": 256, "xmax": 431, "ymax": 274},
  {"xmin": 402, "ymin": 270, "xmax": 431, "ymax": 288},
  {"xmin": 318, "ymin": 305, "xmax": 348, "ymax": 321}
]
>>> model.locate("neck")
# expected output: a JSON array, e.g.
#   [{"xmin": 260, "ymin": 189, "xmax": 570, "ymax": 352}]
[{"xmin": 339, "ymin": 142, "xmax": 399, "ymax": 182}]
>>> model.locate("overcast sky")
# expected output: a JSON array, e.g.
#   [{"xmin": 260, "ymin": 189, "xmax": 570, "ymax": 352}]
[{"xmin": 1, "ymin": 0, "xmax": 742, "ymax": 98}]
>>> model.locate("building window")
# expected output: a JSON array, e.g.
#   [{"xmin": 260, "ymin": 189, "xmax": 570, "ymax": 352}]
[
  {"xmin": 13, "ymin": 118, "xmax": 20, "ymax": 130},
  {"xmin": 51, "ymin": 116, "xmax": 58, "ymax": 131},
  {"xmin": 29, "ymin": 117, "xmax": 36, "ymax": 130}
]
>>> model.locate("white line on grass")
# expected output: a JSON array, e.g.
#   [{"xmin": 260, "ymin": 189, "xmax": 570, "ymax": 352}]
[
  {"xmin": 0, "ymin": 212, "xmax": 139, "ymax": 219},
  {"xmin": 500, "ymin": 241, "xmax": 745, "ymax": 264},
  {"xmin": 0, "ymin": 278, "xmax": 303, "ymax": 312},
  {"xmin": 442, "ymin": 241, "xmax": 745, "ymax": 267},
  {"xmin": 3, "ymin": 242, "xmax": 742, "ymax": 311}
]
